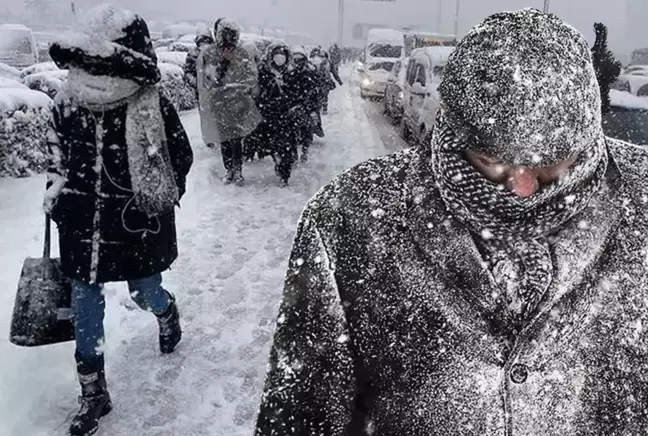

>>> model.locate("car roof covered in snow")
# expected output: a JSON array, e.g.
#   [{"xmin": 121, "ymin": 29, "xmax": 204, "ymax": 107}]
[
  {"xmin": 0, "ymin": 87, "xmax": 52, "ymax": 113},
  {"xmin": 367, "ymin": 28, "xmax": 404, "ymax": 46},
  {"xmin": 610, "ymin": 89, "xmax": 648, "ymax": 110},
  {"xmin": 410, "ymin": 46, "xmax": 455, "ymax": 65},
  {"xmin": 0, "ymin": 24, "xmax": 31, "ymax": 31}
]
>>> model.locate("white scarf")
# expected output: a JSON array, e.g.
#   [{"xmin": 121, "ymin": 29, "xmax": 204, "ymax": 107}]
[{"xmin": 65, "ymin": 68, "xmax": 141, "ymax": 108}]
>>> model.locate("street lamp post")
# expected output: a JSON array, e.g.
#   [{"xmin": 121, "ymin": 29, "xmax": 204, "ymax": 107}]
[
  {"xmin": 543, "ymin": 0, "xmax": 550, "ymax": 13},
  {"xmin": 338, "ymin": 0, "xmax": 345, "ymax": 45},
  {"xmin": 454, "ymin": 0, "xmax": 460, "ymax": 39},
  {"xmin": 436, "ymin": 0, "xmax": 443, "ymax": 33}
]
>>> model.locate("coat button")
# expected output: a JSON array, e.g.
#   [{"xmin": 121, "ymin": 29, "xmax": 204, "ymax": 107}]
[{"xmin": 510, "ymin": 363, "xmax": 529, "ymax": 384}]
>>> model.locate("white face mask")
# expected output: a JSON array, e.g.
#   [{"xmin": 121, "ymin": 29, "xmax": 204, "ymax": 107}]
[{"xmin": 273, "ymin": 53, "xmax": 287, "ymax": 66}]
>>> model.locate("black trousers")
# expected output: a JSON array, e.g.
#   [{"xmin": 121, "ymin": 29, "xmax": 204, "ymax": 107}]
[
  {"xmin": 221, "ymin": 137, "xmax": 243, "ymax": 174},
  {"xmin": 269, "ymin": 127, "xmax": 295, "ymax": 182}
]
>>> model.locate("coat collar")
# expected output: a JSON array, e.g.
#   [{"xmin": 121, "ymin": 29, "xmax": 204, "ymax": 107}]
[{"xmin": 403, "ymin": 148, "xmax": 625, "ymax": 340}]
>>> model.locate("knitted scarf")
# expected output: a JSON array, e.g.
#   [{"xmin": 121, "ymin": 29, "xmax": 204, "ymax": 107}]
[
  {"xmin": 65, "ymin": 70, "xmax": 178, "ymax": 219},
  {"xmin": 431, "ymin": 112, "xmax": 608, "ymax": 323}
]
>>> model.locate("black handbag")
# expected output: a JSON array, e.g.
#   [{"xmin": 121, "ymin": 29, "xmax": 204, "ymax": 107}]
[{"xmin": 9, "ymin": 215, "xmax": 74, "ymax": 347}]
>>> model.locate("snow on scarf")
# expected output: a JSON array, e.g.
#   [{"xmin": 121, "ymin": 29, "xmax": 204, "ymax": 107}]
[{"xmin": 65, "ymin": 70, "xmax": 178, "ymax": 218}]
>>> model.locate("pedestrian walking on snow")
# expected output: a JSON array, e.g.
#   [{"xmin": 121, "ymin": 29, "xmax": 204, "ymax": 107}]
[
  {"xmin": 184, "ymin": 24, "xmax": 214, "ymax": 98},
  {"xmin": 197, "ymin": 18, "xmax": 261, "ymax": 185},
  {"xmin": 286, "ymin": 47, "xmax": 322, "ymax": 162},
  {"xmin": 257, "ymin": 42, "xmax": 297, "ymax": 186},
  {"xmin": 45, "ymin": 5, "xmax": 193, "ymax": 436},
  {"xmin": 255, "ymin": 9, "xmax": 648, "ymax": 435}
]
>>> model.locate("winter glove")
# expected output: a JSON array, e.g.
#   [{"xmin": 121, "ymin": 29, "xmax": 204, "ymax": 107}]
[{"xmin": 43, "ymin": 176, "xmax": 66, "ymax": 215}]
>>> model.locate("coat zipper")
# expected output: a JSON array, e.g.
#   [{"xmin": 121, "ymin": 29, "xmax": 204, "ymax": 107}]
[{"xmin": 89, "ymin": 111, "xmax": 104, "ymax": 284}]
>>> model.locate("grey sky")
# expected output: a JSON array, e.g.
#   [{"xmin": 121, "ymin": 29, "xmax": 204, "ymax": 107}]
[{"xmin": 4, "ymin": 0, "xmax": 647, "ymax": 56}]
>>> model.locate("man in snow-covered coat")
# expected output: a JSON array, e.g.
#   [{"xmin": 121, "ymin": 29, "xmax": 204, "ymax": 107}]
[
  {"xmin": 183, "ymin": 24, "xmax": 215, "ymax": 96},
  {"xmin": 256, "ymin": 9, "xmax": 648, "ymax": 436},
  {"xmin": 256, "ymin": 42, "xmax": 298, "ymax": 185},
  {"xmin": 285, "ymin": 46, "xmax": 322, "ymax": 162},
  {"xmin": 310, "ymin": 47, "xmax": 337, "ymax": 114},
  {"xmin": 197, "ymin": 18, "xmax": 262, "ymax": 185},
  {"xmin": 45, "ymin": 5, "xmax": 193, "ymax": 436}
]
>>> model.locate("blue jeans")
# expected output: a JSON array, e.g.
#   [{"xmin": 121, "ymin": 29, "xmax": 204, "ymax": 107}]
[{"xmin": 72, "ymin": 273, "xmax": 171, "ymax": 361}]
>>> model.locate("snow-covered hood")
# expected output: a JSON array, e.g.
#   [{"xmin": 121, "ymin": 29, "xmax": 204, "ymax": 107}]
[{"xmin": 439, "ymin": 9, "xmax": 602, "ymax": 167}]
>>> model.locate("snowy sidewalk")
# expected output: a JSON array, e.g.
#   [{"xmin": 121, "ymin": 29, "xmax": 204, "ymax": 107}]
[{"xmin": 0, "ymin": 77, "xmax": 391, "ymax": 435}]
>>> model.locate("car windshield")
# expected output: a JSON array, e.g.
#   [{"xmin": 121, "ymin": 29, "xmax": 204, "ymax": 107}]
[
  {"xmin": 369, "ymin": 62, "xmax": 395, "ymax": 72},
  {"xmin": 369, "ymin": 44, "xmax": 402, "ymax": 59},
  {"xmin": 0, "ymin": 29, "xmax": 32, "ymax": 55},
  {"xmin": 602, "ymin": 106, "xmax": 648, "ymax": 145}
]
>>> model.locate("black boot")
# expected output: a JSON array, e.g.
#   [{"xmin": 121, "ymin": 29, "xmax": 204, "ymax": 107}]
[
  {"xmin": 70, "ymin": 355, "xmax": 112, "ymax": 436},
  {"xmin": 157, "ymin": 294, "xmax": 181, "ymax": 354}
]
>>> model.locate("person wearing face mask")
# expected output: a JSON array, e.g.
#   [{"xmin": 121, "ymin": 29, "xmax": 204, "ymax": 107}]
[
  {"xmin": 286, "ymin": 46, "xmax": 322, "ymax": 163},
  {"xmin": 255, "ymin": 9, "xmax": 648, "ymax": 435},
  {"xmin": 256, "ymin": 42, "xmax": 298, "ymax": 186},
  {"xmin": 197, "ymin": 18, "xmax": 261, "ymax": 185}
]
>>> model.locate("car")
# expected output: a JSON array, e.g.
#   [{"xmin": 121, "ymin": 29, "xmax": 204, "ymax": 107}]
[
  {"xmin": 613, "ymin": 70, "xmax": 648, "ymax": 97},
  {"xmin": 358, "ymin": 59, "xmax": 397, "ymax": 99},
  {"xmin": 0, "ymin": 24, "xmax": 39, "ymax": 69},
  {"xmin": 602, "ymin": 89, "xmax": 648, "ymax": 146},
  {"xmin": 383, "ymin": 57, "xmax": 409, "ymax": 122},
  {"xmin": 400, "ymin": 46, "xmax": 454, "ymax": 144}
]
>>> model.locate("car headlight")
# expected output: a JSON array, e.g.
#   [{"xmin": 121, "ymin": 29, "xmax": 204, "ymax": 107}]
[
  {"xmin": 362, "ymin": 78, "xmax": 372, "ymax": 87},
  {"xmin": 398, "ymin": 91, "xmax": 404, "ymax": 100}
]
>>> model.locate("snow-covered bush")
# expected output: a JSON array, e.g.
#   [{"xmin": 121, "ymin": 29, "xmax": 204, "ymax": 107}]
[
  {"xmin": 0, "ymin": 62, "xmax": 20, "ymax": 80},
  {"xmin": 167, "ymin": 42, "xmax": 192, "ymax": 53},
  {"xmin": 23, "ymin": 70, "xmax": 68, "ymax": 99},
  {"xmin": 20, "ymin": 62, "xmax": 59, "ymax": 79},
  {"xmin": 0, "ymin": 88, "xmax": 53, "ymax": 177},
  {"xmin": 156, "ymin": 50, "xmax": 188, "ymax": 67},
  {"xmin": 158, "ymin": 62, "xmax": 196, "ymax": 111},
  {"xmin": 0, "ymin": 77, "xmax": 28, "ymax": 89}
]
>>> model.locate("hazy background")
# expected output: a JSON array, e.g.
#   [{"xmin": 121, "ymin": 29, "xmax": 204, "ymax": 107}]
[{"xmin": 2, "ymin": 0, "xmax": 647, "ymax": 59}]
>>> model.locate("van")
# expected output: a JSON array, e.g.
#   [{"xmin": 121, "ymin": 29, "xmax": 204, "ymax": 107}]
[
  {"xmin": 358, "ymin": 28, "xmax": 404, "ymax": 98},
  {"xmin": 0, "ymin": 24, "xmax": 39, "ymax": 69},
  {"xmin": 400, "ymin": 47, "xmax": 454, "ymax": 143}
]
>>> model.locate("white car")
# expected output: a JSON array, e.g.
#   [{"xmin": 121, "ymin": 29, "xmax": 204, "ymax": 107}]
[
  {"xmin": 603, "ymin": 89, "xmax": 648, "ymax": 146},
  {"xmin": 358, "ymin": 60, "xmax": 397, "ymax": 99},
  {"xmin": 614, "ymin": 68, "xmax": 648, "ymax": 96},
  {"xmin": 400, "ymin": 46, "xmax": 454, "ymax": 144},
  {"xmin": 0, "ymin": 24, "xmax": 39, "ymax": 69}
]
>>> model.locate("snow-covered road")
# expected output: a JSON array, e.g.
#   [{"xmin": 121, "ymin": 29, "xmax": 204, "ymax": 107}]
[{"xmin": 0, "ymin": 73, "xmax": 401, "ymax": 435}]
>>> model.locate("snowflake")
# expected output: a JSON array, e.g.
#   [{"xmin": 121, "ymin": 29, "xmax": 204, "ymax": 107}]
[
  {"xmin": 337, "ymin": 334, "xmax": 349, "ymax": 344},
  {"xmin": 564, "ymin": 194, "xmax": 576, "ymax": 204},
  {"xmin": 295, "ymin": 258, "xmax": 304, "ymax": 266},
  {"xmin": 481, "ymin": 229, "xmax": 494, "ymax": 240},
  {"xmin": 371, "ymin": 208, "xmax": 385, "ymax": 218}
]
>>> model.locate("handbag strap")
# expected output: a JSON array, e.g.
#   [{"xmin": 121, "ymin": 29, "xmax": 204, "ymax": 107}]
[{"xmin": 43, "ymin": 214, "xmax": 51, "ymax": 259}]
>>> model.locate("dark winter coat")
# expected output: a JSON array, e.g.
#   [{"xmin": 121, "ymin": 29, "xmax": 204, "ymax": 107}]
[
  {"xmin": 286, "ymin": 63, "xmax": 321, "ymax": 114},
  {"xmin": 47, "ymin": 91, "xmax": 193, "ymax": 284},
  {"xmin": 256, "ymin": 140, "xmax": 648, "ymax": 435},
  {"xmin": 257, "ymin": 63, "xmax": 295, "ymax": 126}
]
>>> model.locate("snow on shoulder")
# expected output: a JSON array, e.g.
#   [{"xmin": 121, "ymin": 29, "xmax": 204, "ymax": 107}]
[
  {"xmin": 610, "ymin": 89, "xmax": 648, "ymax": 110},
  {"xmin": 0, "ymin": 88, "xmax": 52, "ymax": 113}
]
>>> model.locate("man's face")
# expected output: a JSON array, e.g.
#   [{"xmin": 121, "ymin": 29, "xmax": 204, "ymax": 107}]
[{"xmin": 465, "ymin": 150, "xmax": 576, "ymax": 197}]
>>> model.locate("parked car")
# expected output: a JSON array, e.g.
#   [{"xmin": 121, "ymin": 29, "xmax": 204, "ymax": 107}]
[
  {"xmin": 383, "ymin": 57, "xmax": 409, "ymax": 122},
  {"xmin": 0, "ymin": 24, "xmax": 38, "ymax": 69},
  {"xmin": 614, "ymin": 65, "xmax": 648, "ymax": 96},
  {"xmin": 400, "ymin": 46, "xmax": 454, "ymax": 144},
  {"xmin": 602, "ymin": 89, "xmax": 648, "ymax": 146}
]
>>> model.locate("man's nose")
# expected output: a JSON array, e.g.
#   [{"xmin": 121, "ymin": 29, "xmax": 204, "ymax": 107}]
[{"xmin": 506, "ymin": 167, "xmax": 540, "ymax": 197}]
